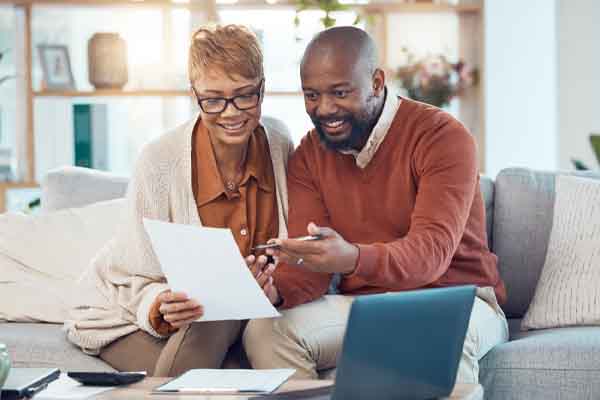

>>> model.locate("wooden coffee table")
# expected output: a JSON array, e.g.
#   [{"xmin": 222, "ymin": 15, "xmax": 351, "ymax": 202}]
[{"xmin": 97, "ymin": 378, "xmax": 483, "ymax": 399}]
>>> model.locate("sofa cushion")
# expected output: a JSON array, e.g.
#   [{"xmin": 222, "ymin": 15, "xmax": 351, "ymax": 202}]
[
  {"xmin": 484, "ymin": 324, "xmax": 600, "ymax": 371},
  {"xmin": 480, "ymin": 321, "xmax": 600, "ymax": 399},
  {"xmin": 0, "ymin": 323, "xmax": 114, "ymax": 371},
  {"xmin": 0, "ymin": 199, "xmax": 125, "ymax": 322},
  {"xmin": 42, "ymin": 166, "xmax": 129, "ymax": 212},
  {"xmin": 522, "ymin": 175, "xmax": 600, "ymax": 330},
  {"xmin": 480, "ymin": 175, "xmax": 494, "ymax": 250},
  {"xmin": 492, "ymin": 168, "xmax": 600, "ymax": 318},
  {"xmin": 481, "ymin": 367, "xmax": 600, "ymax": 400}
]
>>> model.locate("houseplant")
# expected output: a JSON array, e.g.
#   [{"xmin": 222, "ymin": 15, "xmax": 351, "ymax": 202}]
[
  {"xmin": 294, "ymin": 0, "xmax": 360, "ymax": 28},
  {"xmin": 395, "ymin": 48, "xmax": 478, "ymax": 108}
]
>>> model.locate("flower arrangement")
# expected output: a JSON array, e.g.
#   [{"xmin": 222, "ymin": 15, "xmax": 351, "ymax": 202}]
[{"xmin": 395, "ymin": 48, "xmax": 478, "ymax": 108}]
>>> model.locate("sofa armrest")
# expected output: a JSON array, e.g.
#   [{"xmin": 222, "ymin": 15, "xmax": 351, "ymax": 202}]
[{"xmin": 41, "ymin": 166, "xmax": 129, "ymax": 212}]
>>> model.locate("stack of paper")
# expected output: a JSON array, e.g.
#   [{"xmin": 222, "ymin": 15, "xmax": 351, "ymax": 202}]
[{"xmin": 153, "ymin": 369, "xmax": 296, "ymax": 394}]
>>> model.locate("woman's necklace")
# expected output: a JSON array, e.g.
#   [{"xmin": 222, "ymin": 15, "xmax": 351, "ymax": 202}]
[{"xmin": 223, "ymin": 149, "xmax": 248, "ymax": 193}]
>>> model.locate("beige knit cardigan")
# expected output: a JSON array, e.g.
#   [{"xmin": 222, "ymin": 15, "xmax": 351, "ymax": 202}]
[{"xmin": 64, "ymin": 116, "xmax": 293, "ymax": 354}]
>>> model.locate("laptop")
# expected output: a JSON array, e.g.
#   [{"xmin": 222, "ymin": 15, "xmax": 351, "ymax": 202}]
[
  {"xmin": 1, "ymin": 368, "xmax": 60, "ymax": 400},
  {"xmin": 256, "ymin": 285, "xmax": 476, "ymax": 400},
  {"xmin": 333, "ymin": 285, "xmax": 476, "ymax": 400},
  {"xmin": 590, "ymin": 134, "xmax": 600, "ymax": 166}
]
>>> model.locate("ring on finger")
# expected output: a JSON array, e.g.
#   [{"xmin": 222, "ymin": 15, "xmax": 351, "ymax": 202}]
[{"xmin": 297, "ymin": 257, "xmax": 304, "ymax": 265}]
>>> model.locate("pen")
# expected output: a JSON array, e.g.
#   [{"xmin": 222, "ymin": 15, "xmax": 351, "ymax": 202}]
[{"xmin": 251, "ymin": 234, "xmax": 323, "ymax": 251}]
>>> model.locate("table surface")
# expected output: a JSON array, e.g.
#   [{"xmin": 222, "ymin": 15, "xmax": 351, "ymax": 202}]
[{"xmin": 96, "ymin": 378, "xmax": 484, "ymax": 400}]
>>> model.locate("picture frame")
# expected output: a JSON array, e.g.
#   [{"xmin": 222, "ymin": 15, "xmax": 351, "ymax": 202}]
[{"xmin": 37, "ymin": 44, "xmax": 75, "ymax": 90}]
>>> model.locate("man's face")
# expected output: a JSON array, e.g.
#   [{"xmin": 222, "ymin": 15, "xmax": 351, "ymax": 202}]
[{"xmin": 301, "ymin": 52, "xmax": 382, "ymax": 151}]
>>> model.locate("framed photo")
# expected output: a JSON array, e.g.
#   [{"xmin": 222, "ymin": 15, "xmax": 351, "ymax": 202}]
[{"xmin": 38, "ymin": 45, "xmax": 75, "ymax": 90}]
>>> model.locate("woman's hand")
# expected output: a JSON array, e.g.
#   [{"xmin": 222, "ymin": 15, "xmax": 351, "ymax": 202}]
[
  {"xmin": 152, "ymin": 291, "xmax": 204, "ymax": 330},
  {"xmin": 246, "ymin": 254, "xmax": 281, "ymax": 306}
]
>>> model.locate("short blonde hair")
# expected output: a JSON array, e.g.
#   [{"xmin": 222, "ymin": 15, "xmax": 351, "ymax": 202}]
[{"xmin": 189, "ymin": 24, "xmax": 264, "ymax": 84}]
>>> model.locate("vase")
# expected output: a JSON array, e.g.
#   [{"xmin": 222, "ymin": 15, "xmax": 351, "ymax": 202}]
[
  {"xmin": 88, "ymin": 33, "xmax": 128, "ymax": 89},
  {"xmin": 0, "ymin": 343, "xmax": 11, "ymax": 394}
]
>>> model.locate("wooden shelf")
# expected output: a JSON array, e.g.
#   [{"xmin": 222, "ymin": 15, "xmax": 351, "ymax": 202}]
[
  {"xmin": 35, "ymin": 89, "xmax": 191, "ymax": 97},
  {"xmin": 1, "ymin": 0, "xmax": 481, "ymax": 13},
  {"xmin": 34, "ymin": 89, "xmax": 302, "ymax": 97},
  {"xmin": 363, "ymin": 3, "xmax": 481, "ymax": 14},
  {"xmin": 0, "ymin": 182, "xmax": 39, "ymax": 213},
  {"xmin": 0, "ymin": 182, "xmax": 38, "ymax": 189},
  {"xmin": 0, "ymin": 0, "xmax": 206, "ymax": 9},
  {"xmin": 179, "ymin": 0, "xmax": 481, "ymax": 14}
]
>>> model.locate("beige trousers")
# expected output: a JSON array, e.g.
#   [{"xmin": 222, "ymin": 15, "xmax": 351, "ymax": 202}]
[
  {"xmin": 99, "ymin": 320, "xmax": 242, "ymax": 377},
  {"xmin": 243, "ymin": 293, "xmax": 508, "ymax": 383}
]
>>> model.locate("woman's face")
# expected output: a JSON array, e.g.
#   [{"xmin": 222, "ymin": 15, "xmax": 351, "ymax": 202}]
[{"xmin": 192, "ymin": 68, "xmax": 263, "ymax": 148}]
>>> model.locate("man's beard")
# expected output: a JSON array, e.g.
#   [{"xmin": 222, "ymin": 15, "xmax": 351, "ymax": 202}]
[{"xmin": 312, "ymin": 113, "xmax": 373, "ymax": 152}]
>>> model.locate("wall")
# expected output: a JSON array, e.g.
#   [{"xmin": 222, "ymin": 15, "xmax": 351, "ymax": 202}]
[
  {"xmin": 484, "ymin": 0, "xmax": 558, "ymax": 178},
  {"xmin": 557, "ymin": 0, "xmax": 600, "ymax": 170}
]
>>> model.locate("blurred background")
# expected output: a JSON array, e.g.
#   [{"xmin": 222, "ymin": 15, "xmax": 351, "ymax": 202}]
[{"xmin": 0, "ymin": 0, "xmax": 598, "ymax": 211}]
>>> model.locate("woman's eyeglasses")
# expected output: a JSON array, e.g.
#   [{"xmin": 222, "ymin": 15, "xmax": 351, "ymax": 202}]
[{"xmin": 192, "ymin": 79, "xmax": 264, "ymax": 114}]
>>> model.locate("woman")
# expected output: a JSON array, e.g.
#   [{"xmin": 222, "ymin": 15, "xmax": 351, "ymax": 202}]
[{"xmin": 64, "ymin": 24, "xmax": 292, "ymax": 377}]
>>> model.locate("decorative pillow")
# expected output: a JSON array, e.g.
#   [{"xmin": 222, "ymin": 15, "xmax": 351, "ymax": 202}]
[
  {"xmin": 0, "ymin": 199, "xmax": 125, "ymax": 322},
  {"xmin": 522, "ymin": 175, "xmax": 600, "ymax": 330}
]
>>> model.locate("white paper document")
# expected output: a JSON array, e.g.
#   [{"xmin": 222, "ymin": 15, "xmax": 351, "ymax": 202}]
[
  {"xmin": 143, "ymin": 218, "xmax": 280, "ymax": 321},
  {"xmin": 35, "ymin": 374, "xmax": 113, "ymax": 400},
  {"xmin": 154, "ymin": 369, "xmax": 296, "ymax": 394}
]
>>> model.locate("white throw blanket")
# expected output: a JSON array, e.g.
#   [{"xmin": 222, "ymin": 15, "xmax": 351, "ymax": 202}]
[{"xmin": 64, "ymin": 116, "xmax": 292, "ymax": 354}]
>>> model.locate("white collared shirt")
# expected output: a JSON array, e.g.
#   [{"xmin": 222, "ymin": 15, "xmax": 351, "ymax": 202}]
[{"xmin": 339, "ymin": 87, "xmax": 401, "ymax": 169}]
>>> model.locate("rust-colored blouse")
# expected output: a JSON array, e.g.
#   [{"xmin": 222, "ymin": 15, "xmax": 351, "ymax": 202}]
[
  {"xmin": 149, "ymin": 120, "xmax": 279, "ymax": 334},
  {"xmin": 191, "ymin": 121, "xmax": 279, "ymax": 257}
]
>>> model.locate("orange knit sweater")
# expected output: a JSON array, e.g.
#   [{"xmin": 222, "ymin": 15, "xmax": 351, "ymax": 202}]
[{"xmin": 274, "ymin": 98, "xmax": 506, "ymax": 308}]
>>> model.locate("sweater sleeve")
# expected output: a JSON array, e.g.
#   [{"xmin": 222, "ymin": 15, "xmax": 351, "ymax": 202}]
[
  {"xmin": 127, "ymin": 145, "xmax": 176, "ymax": 337},
  {"xmin": 346, "ymin": 118, "xmax": 479, "ymax": 290},
  {"xmin": 274, "ymin": 139, "xmax": 332, "ymax": 309},
  {"xmin": 100, "ymin": 143, "xmax": 173, "ymax": 339}
]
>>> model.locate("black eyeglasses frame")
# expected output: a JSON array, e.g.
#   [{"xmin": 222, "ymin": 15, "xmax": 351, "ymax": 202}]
[{"xmin": 191, "ymin": 78, "xmax": 264, "ymax": 114}]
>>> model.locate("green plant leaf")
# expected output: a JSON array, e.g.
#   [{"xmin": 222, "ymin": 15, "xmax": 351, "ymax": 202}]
[
  {"xmin": 295, "ymin": 0, "xmax": 353, "ymax": 29},
  {"xmin": 321, "ymin": 14, "xmax": 336, "ymax": 28}
]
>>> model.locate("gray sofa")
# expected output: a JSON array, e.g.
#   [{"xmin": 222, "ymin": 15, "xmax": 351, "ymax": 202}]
[{"xmin": 2, "ymin": 166, "xmax": 600, "ymax": 399}]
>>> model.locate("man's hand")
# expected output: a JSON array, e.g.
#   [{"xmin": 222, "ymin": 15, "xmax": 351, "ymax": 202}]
[
  {"xmin": 267, "ymin": 222, "xmax": 359, "ymax": 274},
  {"xmin": 154, "ymin": 291, "xmax": 203, "ymax": 329},
  {"xmin": 245, "ymin": 254, "xmax": 281, "ymax": 305}
]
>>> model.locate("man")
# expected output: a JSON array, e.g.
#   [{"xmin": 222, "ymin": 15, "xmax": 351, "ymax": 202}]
[{"xmin": 243, "ymin": 26, "xmax": 508, "ymax": 384}]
